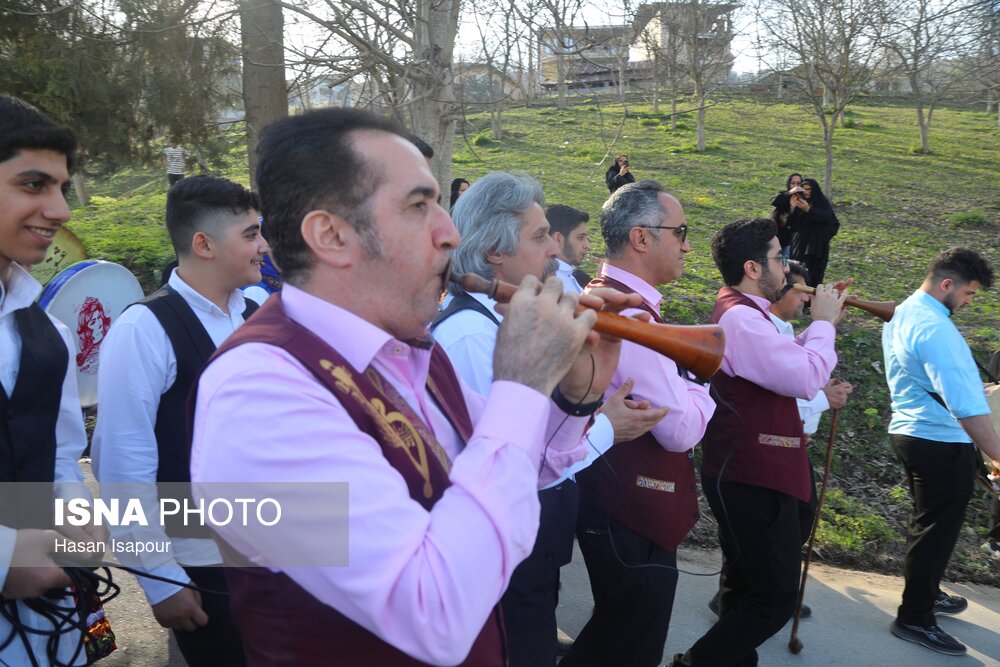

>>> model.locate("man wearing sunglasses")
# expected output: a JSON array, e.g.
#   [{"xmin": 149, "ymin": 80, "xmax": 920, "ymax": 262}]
[
  {"xmin": 672, "ymin": 218, "xmax": 847, "ymax": 667},
  {"xmin": 562, "ymin": 181, "xmax": 716, "ymax": 667}
]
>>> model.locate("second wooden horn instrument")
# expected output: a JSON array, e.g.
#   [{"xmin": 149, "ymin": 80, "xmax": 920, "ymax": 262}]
[
  {"xmin": 791, "ymin": 284, "xmax": 896, "ymax": 322},
  {"xmin": 451, "ymin": 273, "xmax": 725, "ymax": 381}
]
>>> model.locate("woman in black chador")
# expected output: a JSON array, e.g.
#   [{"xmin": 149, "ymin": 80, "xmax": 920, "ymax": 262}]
[
  {"xmin": 787, "ymin": 178, "xmax": 839, "ymax": 287},
  {"xmin": 770, "ymin": 172, "xmax": 802, "ymax": 249},
  {"xmin": 605, "ymin": 154, "xmax": 635, "ymax": 193}
]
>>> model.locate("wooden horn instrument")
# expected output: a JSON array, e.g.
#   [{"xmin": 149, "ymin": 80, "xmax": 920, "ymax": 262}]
[
  {"xmin": 451, "ymin": 273, "xmax": 726, "ymax": 381},
  {"xmin": 791, "ymin": 284, "xmax": 896, "ymax": 322}
]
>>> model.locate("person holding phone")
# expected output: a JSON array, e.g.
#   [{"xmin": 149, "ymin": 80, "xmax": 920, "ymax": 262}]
[{"xmin": 605, "ymin": 154, "xmax": 636, "ymax": 194}]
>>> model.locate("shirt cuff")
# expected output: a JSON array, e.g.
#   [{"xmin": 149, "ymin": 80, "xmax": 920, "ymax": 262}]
[
  {"xmin": 135, "ymin": 565, "xmax": 192, "ymax": 606},
  {"xmin": 477, "ymin": 381, "xmax": 550, "ymax": 457}
]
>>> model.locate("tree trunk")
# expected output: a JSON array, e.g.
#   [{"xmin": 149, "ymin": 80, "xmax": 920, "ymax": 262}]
[
  {"xmin": 670, "ymin": 95, "xmax": 677, "ymax": 130},
  {"xmin": 822, "ymin": 117, "xmax": 834, "ymax": 198},
  {"xmin": 695, "ymin": 83, "xmax": 706, "ymax": 151},
  {"xmin": 409, "ymin": 0, "xmax": 461, "ymax": 195},
  {"xmin": 72, "ymin": 171, "xmax": 89, "ymax": 207},
  {"xmin": 557, "ymin": 54, "xmax": 567, "ymax": 109},
  {"xmin": 239, "ymin": 0, "xmax": 286, "ymax": 189},
  {"xmin": 916, "ymin": 102, "xmax": 930, "ymax": 154}
]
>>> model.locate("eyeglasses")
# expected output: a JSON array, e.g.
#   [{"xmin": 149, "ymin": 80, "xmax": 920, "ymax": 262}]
[
  {"xmin": 758, "ymin": 250, "xmax": 789, "ymax": 269},
  {"xmin": 638, "ymin": 224, "xmax": 688, "ymax": 243}
]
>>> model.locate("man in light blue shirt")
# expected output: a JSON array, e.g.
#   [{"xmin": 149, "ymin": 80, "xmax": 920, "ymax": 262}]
[
  {"xmin": 882, "ymin": 246, "xmax": 1000, "ymax": 656},
  {"xmin": 546, "ymin": 204, "xmax": 592, "ymax": 295}
]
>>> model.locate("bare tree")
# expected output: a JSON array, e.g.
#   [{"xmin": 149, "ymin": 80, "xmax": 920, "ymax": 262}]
[
  {"xmin": 756, "ymin": 0, "xmax": 891, "ymax": 196},
  {"xmin": 645, "ymin": 1, "xmax": 738, "ymax": 151},
  {"xmin": 531, "ymin": 0, "xmax": 589, "ymax": 109},
  {"xmin": 276, "ymin": 0, "xmax": 461, "ymax": 190},
  {"xmin": 878, "ymin": 0, "xmax": 973, "ymax": 154},
  {"xmin": 240, "ymin": 0, "xmax": 287, "ymax": 188},
  {"xmin": 634, "ymin": 3, "xmax": 687, "ymax": 125}
]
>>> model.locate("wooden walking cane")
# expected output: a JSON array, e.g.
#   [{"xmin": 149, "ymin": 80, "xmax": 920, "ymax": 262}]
[{"xmin": 788, "ymin": 408, "xmax": 841, "ymax": 655}]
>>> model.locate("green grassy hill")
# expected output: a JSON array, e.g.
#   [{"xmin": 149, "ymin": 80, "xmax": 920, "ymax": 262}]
[{"xmin": 65, "ymin": 96, "xmax": 1000, "ymax": 583}]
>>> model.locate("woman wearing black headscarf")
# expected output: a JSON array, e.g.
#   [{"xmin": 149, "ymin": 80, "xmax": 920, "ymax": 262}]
[
  {"xmin": 449, "ymin": 178, "xmax": 470, "ymax": 210},
  {"xmin": 770, "ymin": 172, "xmax": 802, "ymax": 249},
  {"xmin": 787, "ymin": 178, "xmax": 839, "ymax": 287}
]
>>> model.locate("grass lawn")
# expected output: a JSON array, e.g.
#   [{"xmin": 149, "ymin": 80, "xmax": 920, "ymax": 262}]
[{"xmin": 63, "ymin": 95, "xmax": 1000, "ymax": 582}]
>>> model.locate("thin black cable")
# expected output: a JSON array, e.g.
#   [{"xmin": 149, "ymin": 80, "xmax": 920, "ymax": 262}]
[
  {"xmin": 537, "ymin": 354, "xmax": 597, "ymax": 480},
  {"xmin": 0, "ymin": 562, "xmax": 230, "ymax": 666},
  {"xmin": 580, "ymin": 376, "xmax": 748, "ymax": 579}
]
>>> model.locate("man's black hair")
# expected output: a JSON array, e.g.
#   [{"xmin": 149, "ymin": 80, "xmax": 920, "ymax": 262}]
[
  {"xmin": 711, "ymin": 218, "xmax": 778, "ymax": 287},
  {"xmin": 0, "ymin": 95, "xmax": 78, "ymax": 171},
  {"xmin": 928, "ymin": 247, "xmax": 994, "ymax": 290},
  {"xmin": 255, "ymin": 107, "xmax": 406, "ymax": 284},
  {"xmin": 546, "ymin": 204, "xmax": 590, "ymax": 237},
  {"xmin": 166, "ymin": 174, "xmax": 260, "ymax": 256}
]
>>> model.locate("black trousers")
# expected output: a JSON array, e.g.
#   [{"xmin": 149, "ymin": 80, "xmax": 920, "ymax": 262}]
[
  {"xmin": 559, "ymin": 499, "xmax": 678, "ymax": 667},
  {"xmin": 172, "ymin": 565, "xmax": 247, "ymax": 667},
  {"xmin": 168, "ymin": 173, "xmax": 184, "ymax": 186},
  {"xmin": 892, "ymin": 435, "xmax": 978, "ymax": 627},
  {"xmin": 682, "ymin": 478, "xmax": 808, "ymax": 667},
  {"xmin": 798, "ymin": 254, "xmax": 828, "ymax": 288},
  {"xmin": 502, "ymin": 481, "xmax": 579, "ymax": 667}
]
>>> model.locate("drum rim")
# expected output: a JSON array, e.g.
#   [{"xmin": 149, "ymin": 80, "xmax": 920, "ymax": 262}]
[{"xmin": 37, "ymin": 259, "xmax": 100, "ymax": 309}]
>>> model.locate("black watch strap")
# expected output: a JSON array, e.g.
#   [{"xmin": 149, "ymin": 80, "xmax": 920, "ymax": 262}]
[{"xmin": 551, "ymin": 385, "xmax": 602, "ymax": 416}]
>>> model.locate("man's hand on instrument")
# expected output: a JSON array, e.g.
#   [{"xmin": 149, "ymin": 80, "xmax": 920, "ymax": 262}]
[
  {"xmin": 493, "ymin": 276, "xmax": 598, "ymax": 399},
  {"xmin": 555, "ymin": 286, "xmax": 645, "ymax": 405},
  {"xmin": 599, "ymin": 377, "xmax": 670, "ymax": 443},
  {"xmin": 810, "ymin": 283, "xmax": 849, "ymax": 324},
  {"xmin": 822, "ymin": 379, "xmax": 853, "ymax": 410}
]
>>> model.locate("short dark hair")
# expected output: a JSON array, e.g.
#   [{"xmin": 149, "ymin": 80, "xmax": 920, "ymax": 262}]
[
  {"xmin": 166, "ymin": 175, "xmax": 260, "ymax": 256},
  {"xmin": 409, "ymin": 134, "xmax": 434, "ymax": 160},
  {"xmin": 0, "ymin": 95, "xmax": 77, "ymax": 171},
  {"xmin": 601, "ymin": 180, "xmax": 669, "ymax": 258},
  {"xmin": 711, "ymin": 218, "xmax": 778, "ymax": 286},
  {"xmin": 928, "ymin": 247, "xmax": 993, "ymax": 290},
  {"xmin": 546, "ymin": 204, "xmax": 589, "ymax": 236},
  {"xmin": 255, "ymin": 107, "xmax": 407, "ymax": 284},
  {"xmin": 787, "ymin": 259, "xmax": 810, "ymax": 284}
]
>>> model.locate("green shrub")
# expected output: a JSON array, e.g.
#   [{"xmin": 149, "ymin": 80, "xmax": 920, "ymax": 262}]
[
  {"xmin": 471, "ymin": 132, "xmax": 496, "ymax": 146},
  {"xmin": 816, "ymin": 488, "xmax": 900, "ymax": 553},
  {"xmin": 946, "ymin": 210, "xmax": 989, "ymax": 227},
  {"xmin": 665, "ymin": 141, "xmax": 722, "ymax": 153},
  {"xmin": 639, "ymin": 118, "xmax": 661, "ymax": 127}
]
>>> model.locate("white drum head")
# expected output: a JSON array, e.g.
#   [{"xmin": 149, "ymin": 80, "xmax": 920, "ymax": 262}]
[{"xmin": 39, "ymin": 260, "xmax": 144, "ymax": 408}]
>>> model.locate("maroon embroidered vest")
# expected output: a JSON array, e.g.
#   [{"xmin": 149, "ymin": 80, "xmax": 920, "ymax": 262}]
[
  {"xmin": 574, "ymin": 274, "xmax": 699, "ymax": 552},
  {"xmin": 700, "ymin": 288, "xmax": 811, "ymax": 502},
  {"xmin": 195, "ymin": 294, "xmax": 506, "ymax": 666}
]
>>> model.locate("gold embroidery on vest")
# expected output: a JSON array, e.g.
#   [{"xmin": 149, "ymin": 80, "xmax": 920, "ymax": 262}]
[
  {"xmin": 635, "ymin": 475, "xmax": 675, "ymax": 493},
  {"xmin": 757, "ymin": 433, "xmax": 802, "ymax": 449},
  {"xmin": 321, "ymin": 360, "xmax": 434, "ymax": 499}
]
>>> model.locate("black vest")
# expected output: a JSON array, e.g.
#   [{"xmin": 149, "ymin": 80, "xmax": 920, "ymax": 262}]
[
  {"xmin": 0, "ymin": 304, "xmax": 67, "ymax": 527},
  {"xmin": 136, "ymin": 287, "xmax": 257, "ymax": 536}
]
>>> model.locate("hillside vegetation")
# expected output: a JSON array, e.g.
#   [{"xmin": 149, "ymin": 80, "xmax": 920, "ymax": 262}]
[{"xmin": 65, "ymin": 95, "xmax": 1000, "ymax": 583}]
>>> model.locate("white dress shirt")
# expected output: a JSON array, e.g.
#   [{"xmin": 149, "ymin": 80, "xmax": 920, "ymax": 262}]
[
  {"xmin": 434, "ymin": 291, "xmax": 616, "ymax": 485},
  {"xmin": 92, "ymin": 269, "xmax": 248, "ymax": 605},
  {"xmin": 768, "ymin": 311, "xmax": 831, "ymax": 435},
  {"xmin": 0, "ymin": 263, "xmax": 88, "ymax": 666},
  {"xmin": 555, "ymin": 259, "xmax": 584, "ymax": 296}
]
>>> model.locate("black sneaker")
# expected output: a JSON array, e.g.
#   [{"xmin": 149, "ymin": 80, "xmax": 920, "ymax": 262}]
[
  {"xmin": 891, "ymin": 620, "xmax": 966, "ymax": 656},
  {"xmin": 933, "ymin": 592, "xmax": 968, "ymax": 615},
  {"xmin": 707, "ymin": 591, "xmax": 811, "ymax": 618}
]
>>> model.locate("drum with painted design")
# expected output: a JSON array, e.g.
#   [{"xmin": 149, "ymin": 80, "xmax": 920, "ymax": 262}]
[{"xmin": 38, "ymin": 260, "xmax": 144, "ymax": 408}]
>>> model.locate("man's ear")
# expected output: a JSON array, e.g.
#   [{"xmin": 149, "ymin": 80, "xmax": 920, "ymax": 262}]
[
  {"xmin": 743, "ymin": 259, "xmax": 762, "ymax": 281},
  {"xmin": 550, "ymin": 231, "xmax": 564, "ymax": 248},
  {"xmin": 939, "ymin": 277, "xmax": 956, "ymax": 294},
  {"xmin": 301, "ymin": 210, "xmax": 357, "ymax": 268},
  {"xmin": 190, "ymin": 231, "xmax": 213, "ymax": 260},
  {"xmin": 485, "ymin": 251, "xmax": 504, "ymax": 267},
  {"xmin": 628, "ymin": 226, "xmax": 650, "ymax": 253}
]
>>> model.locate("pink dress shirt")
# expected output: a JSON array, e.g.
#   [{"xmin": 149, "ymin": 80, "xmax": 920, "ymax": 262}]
[
  {"xmin": 190, "ymin": 284, "xmax": 590, "ymax": 665},
  {"xmin": 597, "ymin": 264, "xmax": 716, "ymax": 451},
  {"xmin": 717, "ymin": 290, "xmax": 837, "ymax": 399}
]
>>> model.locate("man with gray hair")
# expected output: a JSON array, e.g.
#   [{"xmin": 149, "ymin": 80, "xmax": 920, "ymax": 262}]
[
  {"xmin": 432, "ymin": 172, "xmax": 667, "ymax": 667},
  {"xmin": 562, "ymin": 180, "xmax": 716, "ymax": 667}
]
